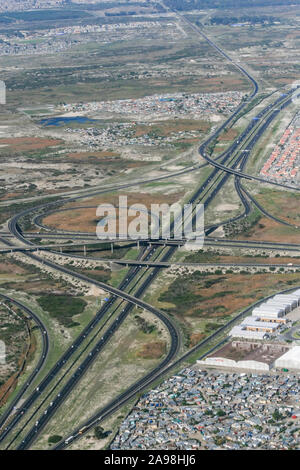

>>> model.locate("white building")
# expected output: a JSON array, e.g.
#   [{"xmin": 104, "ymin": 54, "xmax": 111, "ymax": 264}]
[
  {"xmin": 275, "ymin": 347, "xmax": 300, "ymax": 370},
  {"xmin": 265, "ymin": 300, "xmax": 292, "ymax": 313},
  {"xmin": 240, "ymin": 317, "xmax": 279, "ymax": 333},
  {"xmin": 252, "ymin": 305, "xmax": 285, "ymax": 318},
  {"xmin": 197, "ymin": 356, "xmax": 270, "ymax": 371},
  {"xmin": 229, "ymin": 326, "xmax": 268, "ymax": 340},
  {"xmin": 273, "ymin": 295, "xmax": 299, "ymax": 309}
]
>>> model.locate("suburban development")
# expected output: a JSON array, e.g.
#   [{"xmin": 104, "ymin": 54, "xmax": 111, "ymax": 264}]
[{"xmin": 0, "ymin": 0, "xmax": 299, "ymax": 455}]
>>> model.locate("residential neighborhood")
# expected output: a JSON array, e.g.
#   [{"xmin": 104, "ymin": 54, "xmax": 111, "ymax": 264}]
[{"xmin": 111, "ymin": 367, "xmax": 300, "ymax": 450}]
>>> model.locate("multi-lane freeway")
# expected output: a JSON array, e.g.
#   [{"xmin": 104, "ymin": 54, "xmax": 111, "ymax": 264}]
[{"xmin": 0, "ymin": 7, "xmax": 299, "ymax": 451}]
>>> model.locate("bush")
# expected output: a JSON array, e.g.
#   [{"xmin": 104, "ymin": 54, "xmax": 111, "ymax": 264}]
[
  {"xmin": 48, "ymin": 435, "xmax": 62, "ymax": 444},
  {"xmin": 37, "ymin": 295, "xmax": 87, "ymax": 328}
]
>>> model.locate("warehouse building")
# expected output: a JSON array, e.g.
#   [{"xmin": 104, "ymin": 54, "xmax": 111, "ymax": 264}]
[
  {"xmin": 273, "ymin": 295, "xmax": 299, "ymax": 309},
  {"xmin": 265, "ymin": 300, "xmax": 292, "ymax": 313},
  {"xmin": 274, "ymin": 346, "xmax": 300, "ymax": 370},
  {"xmin": 228, "ymin": 289, "xmax": 300, "ymax": 345},
  {"xmin": 252, "ymin": 305, "xmax": 285, "ymax": 319},
  {"xmin": 240, "ymin": 317, "xmax": 279, "ymax": 333},
  {"xmin": 229, "ymin": 326, "xmax": 268, "ymax": 340},
  {"xmin": 258, "ymin": 316, "xmax": 287, "ymax": 324},
  {"xmin": 275, "ymin": 293, "xmax": 300, "ymax": 304},
  {"xmin": 198, "ymin": 356, "xmax": 270, "ymax": 371},
  {"xmin": 197, "ymin": 341, "xmax": 289, "ymax": 372}
]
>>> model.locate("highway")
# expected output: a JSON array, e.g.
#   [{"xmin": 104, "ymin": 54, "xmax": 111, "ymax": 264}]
[
  {"xmin": 46, "ymin": 86, "xmax": 300, "ymax": 449},
  {"xmin": 9, "ymin": 20, "xmax": 259, "ymax": 450},
  {"xmin": 200, "ymin": 96, "xmax": 300, "ymax": 191},
  {"xmin": 0, "ymin": 294, "xmax": 49, "ymax": 431},
  {"xmin": 0, "ymin": 10, "xmax": 263, "ymax": 449},
  {"xmin": 2, "ymin": 6, "xmax": 299, "ymax": 451},
  {"xmin": 0, "ymin": 240, "xmax": 180, "ymax": 447},
  {"xmin": 54, "ymin": 282, "xmax": 300, "ymax": 450},
  {"xmin": 2, "ymin": 86, "xmax": 296, "ymax": 448}
]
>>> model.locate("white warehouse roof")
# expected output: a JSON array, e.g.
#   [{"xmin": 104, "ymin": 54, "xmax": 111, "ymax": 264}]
[
  {"xmin": 241, "ymin": 317, "xmax": 279, "ymax": 330},
  {"xmin": 197, "ymin": 356, "xmax": 270, "ymax": 372},
  {"xmin": 266, "ymin": 299, "xmax": 292, "ymax": 307},
  {"xmin": 252, "ymin": 306, "xmax": 284, "ymax": 318},
  {"xmin": 265, "ymin": 300, "xmax": 291, "ymax": 312},
  {"xmin": 275, "ymin": 293, "xmax": 300, "ymax": 301},
  {"xmin": 229, "ymin": 326, "xmax": 268, "ymax": 340},
  {"xmin": 273, "ymin": 295, "xmax": 298, "ymax": 307},
  {"xmin": 275, "ymin": 347, "xmax": 300, "ymax": 370}
]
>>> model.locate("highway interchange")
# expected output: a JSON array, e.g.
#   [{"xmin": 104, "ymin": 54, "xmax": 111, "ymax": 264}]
[{"xmin": 0, "ymin": 7, "xmax": 300, "ymax": 450}]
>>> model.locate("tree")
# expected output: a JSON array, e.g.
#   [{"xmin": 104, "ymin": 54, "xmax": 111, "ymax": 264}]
[
  {"xmin": 272, "ymin": 409, "xmax": 284, "ymax": 422},
  {"xmin": 48, "ymin": 435, "xmax": 62, "ymax": 444}
]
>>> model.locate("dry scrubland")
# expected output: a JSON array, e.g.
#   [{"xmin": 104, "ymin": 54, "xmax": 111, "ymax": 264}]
[
  {"xmin": 1, "ymin": 0, "xmax": 300, "ymax": 449},
  {"xmin": 147, "ymin": 270, "xmax": 300, "ymax": 348}
]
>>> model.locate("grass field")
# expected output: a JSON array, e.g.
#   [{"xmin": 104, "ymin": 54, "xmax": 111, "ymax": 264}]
[
  {"xmin": 146, "ymin": 269, "xmax": 300, "ymax": 348},
  {"xmin": 31, "ymin": 310, "xmax": 169, "ymax": 450}
]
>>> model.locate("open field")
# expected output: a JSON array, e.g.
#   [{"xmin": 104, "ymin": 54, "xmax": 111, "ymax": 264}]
[
  {"xmin": 0, "ymin": 303, "xmax": 31, "ymax": 407},
  {"xmin": 235, "ymin": 214, "xmax": 300, "ymax": 243},
  {"xmin": 184, "ymin": 3, "xmax": 300, "ymax": 89},
  {"xmin": 251, "ymin": 187, "xmax": 300, "ymax": 226},
  {"xmin": 183, "ymin": 249, "xmax": 300, "ymax": 266},
  {"xmin": 0, "ymin": 137, "xmax": 64, "ymax": 154},
  {"xmin": 145, "ymin": 269, "xmax": 300, "ymax": 348},
  {"xmin": 1, "ymin": 0, "xmax": 300, "ymax": 450},
  {"xmin": 31, "ymin": 310, "xmax": 169, "ymax": 450},
  {"xmin": 42, "ymin": 191, "xmax": 185, "ymax": 232}
]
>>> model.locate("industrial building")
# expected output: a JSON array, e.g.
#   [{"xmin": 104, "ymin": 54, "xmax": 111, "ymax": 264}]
[
  {"xmin": 240, "ymin": 317, "xmax": 279, "ymax": 333},
  {"xmin": 229, "ymin": 317, "xmax": 279, "ymax": 339},
  {"xmin": 252, "ymin": 306, "xmax": 285, "ymax": 318},
  {"xmin": 251, "ymin": 290, "xmax": 300, "ymax": 322},
  {"xmin": 274, "ymin": 295, "xmax": 299, "ymax": 308},
  {"xmin": 265, "ymin": 300, "xmax": 291, "ymax": 313},
  {"xmin": 274, "ymin": 347, "xmax": 300, "ymax": 371},
  {"xmin": 199, "ymin": 289, "xmax": 300, "ymax": 372},
  {"xmin": 197, "ymin": 341, "xmax": 289, "ymax": 372},
  {"xmin": 228, "ymin": 290, "xmax": 300, "ymax": 341},
  {"xmin": 229, "ymin": 326, "xmax": 268, "ymax": 340}
]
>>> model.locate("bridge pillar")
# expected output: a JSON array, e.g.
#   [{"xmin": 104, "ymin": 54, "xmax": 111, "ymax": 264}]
[
  {"xmin": 137, "ymin": 240, "xmax": 140, "ymax": 250},
  {"xmin": 111, "ymin": 243, "xmax": 114, "ymax": 254},
  {"xmin": 83, "ymin": 245, "xmax": 86, "ymax": 256}
]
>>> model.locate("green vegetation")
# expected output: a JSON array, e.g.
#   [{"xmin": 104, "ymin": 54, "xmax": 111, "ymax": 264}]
[
  {"xmin": 207, "ymin": 15, "xmax": 281, "ymax": 26},
  {"xmin": 272, "ymin": 409, "xmax": 285, "ymax": 422},
  {"xmin": 158, "ymin": 271, "xmax": 232, "ymax": 317},
  {"xmin": 0, "ymin": 304, "xmax": 30, "ymax": 391},
  {"xmin": 134, "ymin": 315, "xmax": 157, "ymax": 334},
  {"xmin": 37, "ymin": 295, "xmax": 87, "ymax": 328},
  {"xmin": 224, "ymin": 207, "xmax": 261, "ymax": 238},
  {"xmin": 0, "ymin": 9, "xmax": 92, "ymax": 24},
  {"xmin": 48, "ymin": 435, "xmax": 62, "ymax": 444},
  {"xmin": 165, "ymin": 0, "xmax": 300, "ymax": 10},
  {"xmin": 94, "ymin": 426, "xmax": 111, "ymax": 440}
]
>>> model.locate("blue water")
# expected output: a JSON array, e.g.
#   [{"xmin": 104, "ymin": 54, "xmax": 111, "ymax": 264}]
[{"xmin": 40, "ymin": 116, "xmax": 97, "ymax": 127}]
